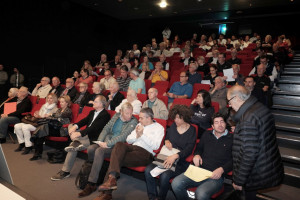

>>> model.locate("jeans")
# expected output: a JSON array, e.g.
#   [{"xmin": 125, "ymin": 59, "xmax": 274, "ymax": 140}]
[
  {"xmin": 145, "ymin": 163, "xmax": 176, "ymax": 200},
  {"xmin": 171, "ymin": 173, "xmax": 224, "ymax": 200},
  {"xmin": 0, "ymin": 116, "xmax": 20, "ymax": 138}
]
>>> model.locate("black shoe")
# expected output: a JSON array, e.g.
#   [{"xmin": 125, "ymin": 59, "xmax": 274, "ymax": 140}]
[
  {"xmin": 30, "ymin": 135, "xmax": 37, "ymax": 143},
  {"xmin": 30, "ymin": 154, "xmax": 42, "ymax": 161},
  {"xmin": 22, "ymin": 147, "xmax": 32, "ymax": 155},
  {"xmin": 15, "ymin": 143, "xmax": 25, "ymax": 152},
  {"xmin": 0, "ymin": 138, "xmax": 6, "ymax": 144}
]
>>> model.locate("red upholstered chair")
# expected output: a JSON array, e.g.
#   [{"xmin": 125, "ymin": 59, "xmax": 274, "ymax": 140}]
[
  {"xmin": 97, "ymin": 75, "xmax": 105, "ymax": 82},
  {"xmin": 153, "ymin": 86, "xmax": 168, "ymax": 96},
  {"xmin": 191, "ymin": 84, "xmax": 210, "ymax": 99},
  {"xmin": 144, "ymin": 79, "xmax": 152, "ymax": 93},
  {"xmin": 157, "ymin": 95, "xmax": 168, "ymax": 107},
  {"xmin": 107, "ymin": 110, "xmax": 116, "ymax": 118},
  {"xmin": 155, "ymin": 81, "xmax": 169, "ymax": 88},
  {"xmin": 211, "ymin": 102, "xmax": 219, "ymax": 113},
  {"xmin": 119, "ymin": 91, "xmax": 127, "ymax": 98},
  {"xmin": 137, "ymin": 93, "xmax": 148, "ymax": 104}
]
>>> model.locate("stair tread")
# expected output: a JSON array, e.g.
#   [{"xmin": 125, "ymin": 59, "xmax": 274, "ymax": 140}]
[
  {"xmin": 279, "ymin": 147, "xmax": 300, "ymax": 161},
  {"xmin": 259, "ymin": 184, "xmax": 300, "ymax": 200},
  {"xmin": 272, "ymin": 104, "xmax": 300, "ymax": 111},
  {"xmin": 273, "ymin": 90, "xmax": 300, "ymax": 96},
  {"xmin": 284, "ymin": 166, "xmax": 300, "ymax": 177},
  {"xmin": 277, "ymin": 133, "xmax": 300, "ymax": 142}
]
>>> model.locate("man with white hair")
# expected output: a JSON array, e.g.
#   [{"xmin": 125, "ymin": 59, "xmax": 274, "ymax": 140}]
[
  {"xmin": 209, "ymin": 77, "xmax": 228, "ymax": 116},
  {"xmin": 188, "ymin": 62, "xmax": 202, "ymax": 85},
  {"xmin": 49, "ymin": 76, "xmax": 64, "ymax": 97},
  {"xmin": 0, "ymin": 88, "xmax": 19, "ymax": 114},
  {"xmin": 224, "ymin": 64, "xmax": 244, "ymax": 86},
  {"xmin": 31, "ymin": 76, "xmax": 52, "ymax": 98},
  {"xmin": 128, "ymin": 68, "xmax": 146, "ymax": 94},
  {"xmin": 142, "ymin": 88, "xmax": 168, "ymax": 120},
  {"xmin": 153, "ymin": 42, "xmax": 173, "ymax": 57},
  {"xmin": 227, "ymin": 85, "xmax": 283, "ymax": 199},
  {"xmin": 106, "ymin": 82, "xmax": 124, "ymax": 111}
]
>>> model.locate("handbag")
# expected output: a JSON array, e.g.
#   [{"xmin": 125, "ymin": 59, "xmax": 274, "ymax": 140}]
[
  {"xmin": 21, "ymin": 114, "xmax": 39, "ymax": 127},
  {"xmin": 152, "ymin": 145, "xmax": 180, "ymax": 172},
  {"xmin": 48, "ymin": 119, "xmax": 63, "ymax": 130}
]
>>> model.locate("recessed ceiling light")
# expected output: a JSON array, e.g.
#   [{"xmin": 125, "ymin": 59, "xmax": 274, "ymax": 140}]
[
  {"xmin": 173, "ymin": 11, "xmax": 178, "ymax": 14},
  {"xmin": 149, "ymin": 14, "xmax": 153, "ymax": 17},
  {"xmin": 133, "ymin": 7, "xmax": 139, "ymax": 10},
  {"xmin": 159, "ymin": 1, "xmax": 167, "ymax": 8},
  {"xmin": 208, "ymin": 8, "xmax": 212, "ymax": 11},
  {"xmin": 197, "ymin": 0, "xmax": 202, "ymax": 2}
]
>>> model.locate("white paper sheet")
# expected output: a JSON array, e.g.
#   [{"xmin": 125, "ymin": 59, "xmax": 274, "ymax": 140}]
[
  {"xmin": 150, "ymin": 166, "xmax": 169, "ymax": 177},
  {"xmin": 201, "ymin": 80, "xmax": 211, "ymax": 85},
  {"xmin": 159, "ymin": 146, "xmax": 180, "ymax": 156},
  {"xmin": 184, "ymin": 165, "xmax": 213, "ymax": 182},
  {"xmin": 223, "ymin": 68, "xmax": 235, "ymax": 82},
  {"xmin": 0, "ymin": 184, "xmax": 25, "ymax": 200}
]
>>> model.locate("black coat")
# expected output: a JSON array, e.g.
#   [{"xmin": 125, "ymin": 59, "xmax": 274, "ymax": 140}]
[
  {"xmin": 106, "ymin": 91, "xmax": 124, "ymax": 111},
  {"xmin": 65, "ymin": 86, "xmax": 78, "ymax": 101},
  {"xmin": 76, "ymin": 109, "xmax": 110, "ymax": 142},
  {"xmin": 232, "ymin": 96, "xmax": 284, "ymax": 191},
  {"xmin": 73, "ymin": 92, "xmax": 91, "ymax": 108},
  {"xmin": 8, "ymin": 96, "xmax": 32, "ymax": 119}
]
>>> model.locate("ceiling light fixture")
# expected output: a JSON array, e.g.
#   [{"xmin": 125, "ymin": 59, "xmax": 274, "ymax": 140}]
[{"xmin": 159, "ymin": 1, "xmax": 167, "ymax": 8}]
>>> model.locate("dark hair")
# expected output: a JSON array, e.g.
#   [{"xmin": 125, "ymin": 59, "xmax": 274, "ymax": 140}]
[
  {"xmin": 140, "ymin": 107, "xmax": 154, "ymax": 119},
  {"xmin": 210, "ymin": 64, "xmax": 217, "ymax": 70},
  {"xmin": 219, "ymin": 52, "xmax": 226, "ymax": 58},
  {"xmin": 197, "ymin": 89, "xmax": 212, "ymax": 108},
  {"xmin": 81, "ymin": 68, "xmax": 89, "ymax": 76},
  {"xmin": 211, "ymin": 112, "xmax": 226, "ymax": 125},
  {"xmin": 244, "ymin": 76, "xmax": 254, "ymax": 82},
  {"xmin": 169, "ymin": 104, "xmax": 193, "ymax": 123},
  {"xmin": 120, "ymin": 65, "xmax": 129, "ymax": 72},
  {"xmin": 181, "ymin": 71, "xmax": 189, "ymax": 77},
  {"xmin": 260, "ymin": 55, "xmax": 268, "ymax": 60},
  {"xmin": 134, "ymin": 57, "xmax": 139, "ymax": 63}
]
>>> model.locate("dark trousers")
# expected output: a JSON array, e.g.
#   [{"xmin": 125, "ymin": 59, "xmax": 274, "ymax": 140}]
[{"xmin": 105, "ymin": 142, "xmax": 153, "ymax": 181}]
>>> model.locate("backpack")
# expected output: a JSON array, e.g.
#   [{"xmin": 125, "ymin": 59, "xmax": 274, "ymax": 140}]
[
  {"xmin": 75, "ymin": 160, "xmax": 109, "ymax": 189},
  {"xmin": 75, "ymin": 161, "xmax": 92, "ymax": 190}
]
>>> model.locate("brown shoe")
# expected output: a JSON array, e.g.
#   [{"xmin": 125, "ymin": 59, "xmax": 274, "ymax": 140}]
[
  {"xmin": 93, "ymin": 191, "xmax": 112, "ymax": 200},
  {"xmin": 78, "ymin": 183, "xmax": 97, "ymax": 197},
  {"xmin": 98, "ymin": 175, "xmax": 117, "ymax": 191}
]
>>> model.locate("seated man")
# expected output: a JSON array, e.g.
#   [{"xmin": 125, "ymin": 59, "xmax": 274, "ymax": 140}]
[
  {"xmin": 163, "ymin": 71, "xmax": 193, "ymax": 108},
  {"xmin": 172, "ymin": 113, "xmax": 233, "ymax": 200},
  {"xmin": 78, "ymin": 102, "xmax": 138, "ymax": 197},
  {"xmin": 224, "ymin": 64, "xmax": 244, "ymax": 86},
  {"xmin": 148, "ymin": 62, "xmax": 168, "ymax": 85},
  {"xmin": 209, "ymin": 77, "xmax": 228, "ymax": 116},
  {"xmin": 61, "ymin": 78, "xmax": 78, "ymax": 101},
  {"xmin": 188, "ymin": 62, "xmax": 202, "ymax": 86},
  {"xmin": 159, "ymin": 54, "xmax": 170, "ymax": 70},
  {"xmin": 106, "ymin": 82, "xmax": 124, "ymax": 111},
  {"xmin": 51, "ymin": 95, "xmax": 110, "ymax": 181},
  {"xmin": 251, "ymin": 64, "xmax": 271, "ymax": 93},
  {"xmin": 0, "ymin": 86, "xmax": 32, "ymax": 143},
  {"xmin": 49, "ymin": 76, "xmax": 64, "ymax": 97},
  {"xmin": 142, "ymin": 88, "xmax": 168, "ymax": 120},
  {"xmin": 116, "ymin": 65, "xmax": 131, "ymax": 92},
  {"xmin": 31, "ymin": 76, "xmax": 52, "ymax": 98},
  {"xmin": 128, "ymin": 68, "xmax": 146, "ymax": 94},
  {"xmin": 216, "ymin": 53, "xmax": 232, "ymax": 72},
  {"xmin": 95, "ymin": 108, "xmax": 165, "ymax": 200},
  {"xmin": 0, "ymin": 87, "xmax": 18, "ymax": 114},
  {"xmin": 227, "ymin": 48, "xmax": 241, "ymax": 65},
  {"xmin": 73, "ymin": 82, "xmax": 91, "ymax": 112},
  {"xmin": 100, "ymin": 70, "xmax": 116, "ymax": 90},
  {"xmin": 244, "ymin": 76, "xmax": 266, "ymax": 105}
]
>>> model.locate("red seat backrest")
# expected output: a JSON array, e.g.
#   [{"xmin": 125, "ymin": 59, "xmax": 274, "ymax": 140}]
[
  {"xmin": 191, "ymin": 83, "xmax": 211, "ymax": 99},
  {"xmin": 70, "ymin": 104, "xmax": 80, "ymax": 123},
  {"xmin": 155, "ymin": 81, "xmax": 169, "ymax": 88},
  {"xmin": 171, "ymin": 98, "xmax": 192, "ymax": 110},
  {"xmin": 153, "ymin": 118, "xmax": 167, "ymax": 154},
  {"xmin": 157, "ymin": 95, "xmax": 168, "ymax": 107},
  {"xmin": 144, "ymin": 79, "xmax": 152, "ymax": 93},
  {"xmin": 211, "ymin": 101, "xmax": 219, "ymax": 113},
  {"xmin": 97, "ymin": 75, "xmax": 105, "ymax": 82},
  {"xmin": 119, "ymin": 91, "xmax": 127, "ymax": 98},
  {"xmin": 107, "ymin": 110, "xmax": 116, "ymax": 118},
  {"xmin": 137, "ymin": 93, "xmax": 148, "ymax": 104}
]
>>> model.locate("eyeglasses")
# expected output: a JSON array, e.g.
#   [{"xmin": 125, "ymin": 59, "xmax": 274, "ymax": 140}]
[{"xmin": 227, "ymin": 96, "xmax": 236, "ymax": 105}]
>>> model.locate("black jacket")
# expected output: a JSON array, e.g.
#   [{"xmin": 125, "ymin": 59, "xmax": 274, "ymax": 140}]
[
  {"xmin": 232, "ymin": 96, "xmax": 284, "ymax": 190},
  {"xmin": 8, "ymin": 96, "xmax": 32, "ymax": 119},
  {"xmin": 106, "ymin": 91, "xmax": 124, "ymax": 111},
  {"xmin": 76, "ymin": 109, "xmax": 110, "ymax": 142},
  {"xmin": 49, "ymin": 85, "xmax": 64, "ymax": 97},
  {"xmin": 73, "ymin": 92, "xmax": 91, "ymax": 108},
  {"xmin": 64, "ymin": 86, "xmax": 78, "ymax": 101}
]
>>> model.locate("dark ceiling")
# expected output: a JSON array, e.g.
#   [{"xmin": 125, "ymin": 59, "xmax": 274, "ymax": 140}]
[{"xmin": 69, "ymin": 0, "xmax": 300, "ymax": 20}]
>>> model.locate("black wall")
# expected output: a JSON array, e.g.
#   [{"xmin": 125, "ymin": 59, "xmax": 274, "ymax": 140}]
[{"xmin": 1, "ymin": 0, "xmax": 299, "ymax": 90}]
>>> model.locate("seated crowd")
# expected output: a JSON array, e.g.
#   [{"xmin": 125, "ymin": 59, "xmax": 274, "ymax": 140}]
[{"xmin": 0, "ymin": 31, "xmax": 292, "ymax": 200}]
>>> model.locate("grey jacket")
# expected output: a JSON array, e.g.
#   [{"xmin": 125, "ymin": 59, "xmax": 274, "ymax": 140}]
[
  {"xmin": 97, "ymin": 113, "xmax": 138, "ymax": 148},
  {"xmin": 210, "ymin": 85, "xmax": 228, "ymax": 116},
  {"xmin": 142, "ymin": 98, "xmax": 169, "ymax": 120}
]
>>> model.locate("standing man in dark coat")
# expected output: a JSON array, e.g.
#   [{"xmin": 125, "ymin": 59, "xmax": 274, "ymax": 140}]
[{"xmin": 227, "ymin": 85, "xmax": 284, "ymax": 199}]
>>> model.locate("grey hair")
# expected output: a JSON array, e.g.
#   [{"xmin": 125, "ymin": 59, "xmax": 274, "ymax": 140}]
[
  {"xmin": 95, "ymin": 95, "xmax": 107, "ymax": 107},
  {"xmin": 120, "ymin": 102, "xmax": 133, "ymax": 112},
  {"xmin": 215, "ymin": 76, "xmax": 226, "ymax": 84},
  {"xmin": 130, "ymin": 68, "xmax": 140, "ymax": 76},
  {"xmin": 127, "ymin": 89, "xmax": 138, "ymax": 100},
  {"xmin": 93, "ymin": 82, "xmax": 105, "ymax": 91},
  {"xmin": 43, "ymin": 77, "xmax": 50, "ymax": 83},
  {"xmin": 228, "ymin": 85, "xmax": 250, "ymax": 101},
  {"xmin": 9, "ymin": 88, "xmax": 19, "ymax": 96},
  {"xmin": 140, "ymin": 107, "xmax": 154, "ymax": 119}
]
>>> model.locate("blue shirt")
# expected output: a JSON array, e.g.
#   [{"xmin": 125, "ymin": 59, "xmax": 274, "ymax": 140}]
[
  {"xmin": 112, "ymin": 118, "xmax": 124, "ymax": 137},
  {"xmin": 188, "ymin": 72, "xmax": 202, "ymax": 85},
  {"xmin": 138, "ymin": 62, "xmax": 154, "ymax": 70},
  {"xmin": 168, "ymin": 82, "xmax": 193, "ymax": 103},
  {"xmin": 129, "ymin": 77, "xmax": 146, "ymax": 94}
]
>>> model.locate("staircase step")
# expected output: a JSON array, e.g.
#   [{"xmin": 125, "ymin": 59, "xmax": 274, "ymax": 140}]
[
  {"xmin": 273, "ymin": 113, "xmax": 300, "ymax": 124},
  {"xmin": 259, "ymin": 184, "xmax": 300, "ymax": 200},
  {"xmin": 282, "ymin": 71, "xmax": 300, "ymax": 76},
  {"xmin": 284, "ymin": 68, "xmax": 300, "ymax": 72},
  {"xmin": 277, "ymin": 83, "xmax": 300, "ymax": 93},
  {"xmin": 277, "ymin": 132, "xmax": 300, "ymax": 150},
  {"xmin": 285, "ymin": 64, "xmax": 300, "ymax": 68},
  {"xmin": 280, "ymin": 76, "xmax": 300, "ymax": 83},
  {"xmin": 273, "ymin": 95, "xmax": 300, "ymax": 107},
  {"xmin": 273, "ymin": 90, "xmax": 300, "ymax": 97},
  {"xmin": 283, "ymin": 166, "xmax": 300, "ymax": 188},
  {"xmin": 279, "ymin": 146, "xmax": 300, "ymax": 165},
  {"xmin": 272, "ymin": 104, "xmax": 300, "ymax": 112},
  {"xmin": 275, "ymin": 122, "xmax": 300, "ymax": 133}
]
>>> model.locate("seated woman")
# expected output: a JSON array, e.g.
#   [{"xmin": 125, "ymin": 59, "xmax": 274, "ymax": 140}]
[
  {"xmin": 139, "ymin": 62, "xmax": 151, "ymax": 80},
  {"xmin": 190, "ymin": 89, "xmax": 215, "ymax": 138},
  {"xmin": 75, "ymin": 69, "xmax": 94, "ymax": 86},
  {"xmin": 14, "ymin": 93, "xmax": 58, "ymax": 154},
  {"xmin": 115, "ymin": 89, "xmax": 142, "ymax": 115},
  {"xmin": 30, "ymin": 95, "xmax": 72, "ymax": 161},
  {"xmin": 0, "ymin": 87, "xmax": 19, "ymax": 114},
  {"xmin": 138, "ymin": 56, "xmax": 154, "ymax": 70},
  {"xmin": 203, "ymin": 65, "xmax": 219, "ymax": 87},
  {"xmin": 144, "ymin": 104, "xmax": 196, "ymax": 200}
]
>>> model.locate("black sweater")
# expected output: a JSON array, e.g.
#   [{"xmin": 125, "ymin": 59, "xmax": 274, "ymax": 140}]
[{"xmin": 195, "ymin": 130, "xmax": 233, "ymax": 174}]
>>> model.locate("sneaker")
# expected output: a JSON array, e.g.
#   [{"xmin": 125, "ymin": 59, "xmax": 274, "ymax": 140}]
[
  {"xmin": 51, "ymin": 170, "xmax": 70, "ymax": 181},
  {"xmin": 64, "ymin": 140, "xmax": 81, "ymax": 152},
  {"xmin": 75, "ymin": 144, "xmax": 86, "ymax": 152}
]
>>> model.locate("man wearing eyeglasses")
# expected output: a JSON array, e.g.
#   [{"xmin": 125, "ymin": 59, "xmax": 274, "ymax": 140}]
[
  {"xmin": 227, "ymin": 85, "xmax": 283, "ymax": 200},
  {"xmin": 31, "ymin": 77, "xmax": 52, "ymax": 98},
  {"xmin": 61, "ymin": 78, "xmax": 78, "ymax": 101}
]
